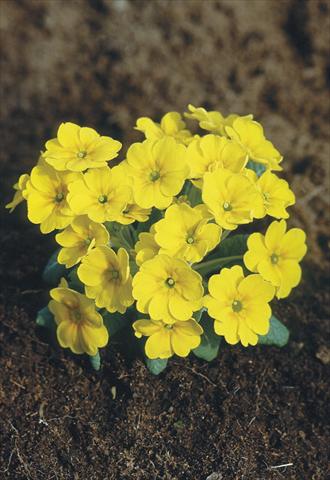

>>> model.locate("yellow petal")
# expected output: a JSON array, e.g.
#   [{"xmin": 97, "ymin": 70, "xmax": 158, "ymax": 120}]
[
  {"xmin": 57, "ymin": 122, "xmax": 80, "ymax": 148},
  {"xmin": 265, "ymin": 220, "xmax": 287, "ymax": 251},
  {"xmin": 133, "ymin": 319, "xmax": 162, "ymax": 337},
  {"xmin": 145, "ymin": 330, "xmax": 172, "ymax": 359}
]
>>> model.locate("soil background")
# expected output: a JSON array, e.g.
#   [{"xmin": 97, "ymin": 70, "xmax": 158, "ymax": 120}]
[{"xmin": 0, "ymin": 0, "xmax": 330, "ymax": 479}]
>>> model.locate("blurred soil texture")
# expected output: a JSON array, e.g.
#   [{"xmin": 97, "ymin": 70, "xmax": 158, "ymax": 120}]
[{"xmin": 0, "ymin": 0, "xmax": 329, "ymax": 479}]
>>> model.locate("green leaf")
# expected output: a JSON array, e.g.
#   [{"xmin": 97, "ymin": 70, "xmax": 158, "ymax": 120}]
[
  {"xmin": 246, "ymin": 160, "xmax": 266, "ymax": 177},
  {"xmin": 188, "ymin": 184, "xmax": 202, "ymax": 207},
  {"xmin": 103, "ymin": 311, "xmax": 132, "ymax": 336},
  {"xmin": 42, "ymin": 250, "xmax": 67, "ymax": 286},
  {"xmin": 258, "ymin": 315, "xmax": 290, "ymax": 347},
  {"xmin": 193, "ymin": 313, "xmax": 221, "ymax": 361},
  {"xmin": 136, "ymin": 208, "xmax": 163, "ymax": 234},
  {"xmin": 145, "ymin": 357, "xmax": 168, "ymax": 375},
  {"xmin": 216, "ymin": 234, "xmax": 248, "ymax": 258},
  {"xmin": 194, "ymin": 234, "xmax": 248, "ymax": 275},
  {"xmin": 36, "ymin": 306, "xmax": 55, "ymax": 330},
  {"xmin": 89, "ymin": 352, "xmax": 101, "ymax": 371},
  {"xmin": 193, "ymin": 308, "xmax": 205, "ymax": 323},
  {"xmin": 67, "ymin": 268, "xmax": 84, "ymax": 293}
]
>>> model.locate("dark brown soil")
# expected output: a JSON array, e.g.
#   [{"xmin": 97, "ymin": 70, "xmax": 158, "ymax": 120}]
[{"xmin": 0, "ymin": 1, "xmax": 329, "ymax": 479}]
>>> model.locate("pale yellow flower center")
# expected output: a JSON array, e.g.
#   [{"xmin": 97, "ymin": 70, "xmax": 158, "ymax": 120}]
[
  {"xmin": 84, "ymin": 237, "xmax": 92, "ymax": 246},
  {"xmin": 98, "ymin": 195, "xmax": 108, "ymax": 204},
  {"xmin": 77, "ymin": 151, "xmax": 87, "ymax": 159},
  {"xmin": 270, "ymin": 253, "xmax": 279, "ymax": 264},
  {"xmin": 54, "ymin": 192, "xmax": 64, "ymax": 203},
  {"xmin": 223, "ymin": 201, "xmax": 232, "ymax": 212},
  {"xmin": 232, "ymin": 300, "xmax": 243, "ymax": 313},
  {"xmin": 150, "ymin": 170, "xmax": 160, "ymax": 182},
  {"xmin": 164, "ymin": 324, "xmax": 173, "ymax": 330},
  {"xmin": 186, "ymin": 236, "xmax": 195, "ymax": 244},
  {"xmin": 165, "ymin": 277, "xmax": 175, "ymax": 288}
]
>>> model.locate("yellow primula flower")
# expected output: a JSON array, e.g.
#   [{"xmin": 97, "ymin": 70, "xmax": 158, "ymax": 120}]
[
  {"xmin": 78, "ymin": 246, "xmax": 134, "ymax": 313},
  {"xmin": 43, "ymin": 122, "xmax": 122, "ymax": 172},
  {"xmin": 26, "ymin": 163, "xmax": 82, "ymax": 234},
  {"xmin": 133, "ymin": 318, "xmax": 203, "ymax": 359},
  {"xmin": 135, "ymin": 226, "xmax": 160, "ymax": 266},
  {"xmin": 244, "ymin": 220, "xmax": 307, "ymax": 299},
  {"xmin": 6, "ymin": 173, "xmax": 30, "ymax": 212},
  {"xmin": 110, "ymin": 164, "xmax": 151, "ymax": 224},
  {"xmin": 154, "ymin": 203, "xmax": 222, "ymax": 263},
  {"xmin": 256, "ymin": 170, "xmax": 295, "ymax": 219},
  {"xmin": 49, "ymin": 279, "xmax": 109, "ymax": 356},
  {"xmin": 125, "ymin": 137, "xmax": 189, "ymax": 209},
  {"xmin": 68, "ymin": 166, "xmax": 131, "ymax": 223},
  {"xmin": 225, "ymin": 116, "xmax": 283, "ymax": 171},
  {"xmin": 186, "ymin": 134, "xmax": 248, "ymax": 188},
  {"xmin": 202, "ymin": 168, "xmax": 264, "ymax": 230},
  {"xmin": 204, "ymin": 265, "xmax": 275, "ymax": 346},
  {"xmin": 135, "ymin": 112, "xmax": 192, "ymax": 145},
  {"xmin": 116, "ymin": 203, "xmax": 151, "ymax": 225},
  {"xmin": 55, "ymin": 215, "xmax": 109, "ymax": 268},
  {"xmin": 184, "ymin": 104, "xmax": 244, "ymax": 136},
  {"xmin": 133, "ymin": 254, "xmax": 204, "ymax": 324}
]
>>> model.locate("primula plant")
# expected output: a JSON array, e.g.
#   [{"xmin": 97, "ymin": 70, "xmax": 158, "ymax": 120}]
[{"xmin": 6, "ymin": 105, "xmax": 307, "ymax": 374}]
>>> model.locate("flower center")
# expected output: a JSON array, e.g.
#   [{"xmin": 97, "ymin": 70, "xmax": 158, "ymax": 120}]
[
  {"xmin": 109, "ymin": 269, "xmax": 120, "ymax": 280},
  {"xmin": 54, "ymin": 192, "xmax": 64, "ymax": 203},
  {"xmin": 223, "ymin": 201, "xmax": 232, "ymax": 212},
  {"xmin": 122, "ymin": 206, "xmax": 130, "ymax": 214},
  {"xmin": 85, "ymin": 237, "xmax": 92, "ymax": 245},
  {"xmin": 232, "ymin": 300, "xmax": 243, "ymax": 313},
  {"xmin": 164, "ymin": 324, "xmax": 173, "ymax": 330},
  {"xmin": 77, "ymin": 151, "xmax": 87, "ymax": 159},
  {"xmin": 150, "ymin": 170, "xmax": 160, "ymax": 182},
  {"xmin": 98, "ymin": 195, "xmax": 108, "ymax": 204},
  {"xmin": 271, "ymin": 253, "xmax": 279, "ymax": 264},
  {"xmin": 165, "ymin": 277, "xmax": 175, "ymax": 288},
  {"xmin": 72, "ymin": 308, "xmax": 82, "ymax": 323},
  {"xmin": 186, "ymin": 236, "xmax": 195, "ymax": 244},
  {"xmin": 263, "ymin": 191, "xmax": 270, "ymax": 201}
]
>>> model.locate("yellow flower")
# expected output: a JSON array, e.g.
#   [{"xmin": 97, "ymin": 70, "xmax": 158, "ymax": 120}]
[
  {"xmin": 43, "ymin": 122, "xmax": 122, "ymax": 172},
  {"xmin": 68, "ymin": 166, "xmax": 131, "ymax": 223},
  {"xmin": 204, "ymin": 265, "xmax": 275, "ymax": 346},
  {"xmin": 135, "ymin": 226, "xmax": 160, "ymax": 266},
  {"xmin": 202, "ymin": 168, "xmax": 264, "ymax": 230},
  {"xmin": 154, "ymin": 203, "xmax": 222, "ymax": 263},
  {"xmin": 133, "ymin": 254, "xmax": 204, "ymax": 324},
  {"xmin": 135, "ymin": 112, "xmax": 192, "ymax": 145},
  {"xmin": 133, "ymin": 318, "xmax": 203, "ymax": 359},
  {"xmin": 110, "ymin": 164, "xmax": 151, "ymax": 224},
  {"xmin": 6, "ymin": 173, "xmax": 30, "ymax": 212},
  {"xmin": 49, "ymin": 279, "xmax": 109, "ymax": 356},
  {"xmin": 244, "ymin": 220, "xmax": 307, "ymax": 299},
  {"xmin": 125, "ymin": 137, "xmax": 189, "ymax": 209},
  {"xmin": 256, "ymin": 170, "xmax": 295, "ymax": 219},
  {"xmin": 225, "ymin": 116, "xmax": 282, "ymax": 171},
  {"xmin": 26, "ymin": 163, "xmax": 81, "ymax": 234},
  {"xmin": 117, "ymin": 203, "xmax": 151, "ymax": 225},
  {"xmin": 186, "ymin": 134, "xmax": 248, "ymax": 188},
  {"xmin": 55, "ymin": 216, "xmax": 109, "ymax": 268},
  {"xmin": 184, "ymin": 104, "xmax": 244, "ymax": 135},
  {"xmin": 78, "ymin": 246, "xmax": 134, "ymax": 313}
]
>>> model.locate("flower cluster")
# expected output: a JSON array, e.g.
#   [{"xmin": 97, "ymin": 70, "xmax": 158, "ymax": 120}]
[{"xmin": 7, "ymin": 109, "xmax": 306, "ymax": 370}]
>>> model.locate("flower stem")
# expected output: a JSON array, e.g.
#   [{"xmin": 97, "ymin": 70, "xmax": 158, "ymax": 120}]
[{"xmin": 194, "ymin": 255, "xmax": 243, "ymax": 275}]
